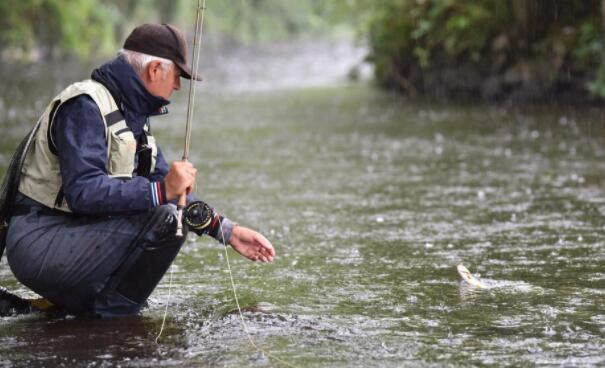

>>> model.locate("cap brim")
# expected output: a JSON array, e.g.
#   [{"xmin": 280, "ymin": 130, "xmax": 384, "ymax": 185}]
[{"xmin": 177, "ymin": 62, "xmax": 202, "ymax": 81}]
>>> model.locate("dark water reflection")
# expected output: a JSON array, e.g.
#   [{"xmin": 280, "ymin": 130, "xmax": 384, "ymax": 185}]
[
  {"xmin": 0, "ymin": 314, "xmax": 178, "ymax": 367},
  {"xmin": 1, "ymin": 42, "xmax": 605, "ymax": 367}
]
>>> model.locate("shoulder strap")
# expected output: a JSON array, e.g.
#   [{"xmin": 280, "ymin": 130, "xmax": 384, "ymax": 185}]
[{"xmin": 105, "ymin": 110, "xmax": 124, "ymax": 127}]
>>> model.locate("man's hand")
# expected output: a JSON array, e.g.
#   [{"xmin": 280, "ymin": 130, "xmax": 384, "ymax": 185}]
[
  {"xmin": 165, "ymin": 161, "xmax": 197, "ymax": 200},
  {"xmin": 229, "ymin": 226, "xmax": 275, "ymax": 262}
]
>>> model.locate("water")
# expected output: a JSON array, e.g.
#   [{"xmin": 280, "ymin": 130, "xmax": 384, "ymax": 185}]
[{"xmin": 1, "ymin": 41, "xmax": 605, "ymax": 367}]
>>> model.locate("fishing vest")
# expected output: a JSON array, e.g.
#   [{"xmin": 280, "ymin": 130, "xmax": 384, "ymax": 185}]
[{"xmin": 18, "ymin": 79, "xmax": 158, "ymax": 213}]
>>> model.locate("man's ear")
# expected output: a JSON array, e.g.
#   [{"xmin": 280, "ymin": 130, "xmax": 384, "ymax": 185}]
[{"xmin": 147, "ymin": 60, "xmax": 163, "ymax": 82}]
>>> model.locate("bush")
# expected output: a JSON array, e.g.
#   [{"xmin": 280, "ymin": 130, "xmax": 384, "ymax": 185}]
[{"xmin": 365, "ymin": 0, "xmax": 605, "ymax": 101}]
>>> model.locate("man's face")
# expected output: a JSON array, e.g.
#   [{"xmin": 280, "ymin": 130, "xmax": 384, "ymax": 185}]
[{"xmin": 143, "ymin": 61, "xmax": 181, "ymax": 100}]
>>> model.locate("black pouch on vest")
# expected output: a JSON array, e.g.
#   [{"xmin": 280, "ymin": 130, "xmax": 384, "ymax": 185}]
[{"xmin": 135, "ymin": 133, "xmax": 152, "ymax": 178}]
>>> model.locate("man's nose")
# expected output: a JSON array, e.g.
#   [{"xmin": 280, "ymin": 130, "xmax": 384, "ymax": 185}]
[{"xmin": 174, "ymin": 77, "xmax": 181, "ymax": 91}]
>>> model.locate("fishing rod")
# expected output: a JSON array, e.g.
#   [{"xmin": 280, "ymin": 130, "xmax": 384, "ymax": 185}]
[
  {"xmin": 158, "ymin": 0, "xmax": 205, "ymax": 340},
  {"xmin": 176, "ymin": 0, "xmax": 206, "ymax": 237},
  {"xmin": 166, "ymin": 4, "xmax": 298, "ymax": 366}
]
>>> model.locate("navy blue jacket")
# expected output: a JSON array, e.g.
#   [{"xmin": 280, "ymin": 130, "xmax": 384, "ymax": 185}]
[{"xmin": 50, "ymin": 56, "xmax": 173, "ymax": 214}]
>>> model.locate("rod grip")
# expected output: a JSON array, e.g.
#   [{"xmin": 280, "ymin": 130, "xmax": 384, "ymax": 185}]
[
  {"xmin": 175, "ymin": 156, "xmax": 190, "ymax": 237},
  {"xmin": 175, "ymin": 193, "xmax": 187, "ymax": 237}
]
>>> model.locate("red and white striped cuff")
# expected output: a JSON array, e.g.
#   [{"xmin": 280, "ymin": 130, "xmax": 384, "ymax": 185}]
[{"xmin": 150, "ymin": 181, "xmax": 166, "ymax": 206}]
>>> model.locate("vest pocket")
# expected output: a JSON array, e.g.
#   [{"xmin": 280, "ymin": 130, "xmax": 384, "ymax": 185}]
[{"xmin": 108, "ymin": 129, "xmax": 136, "ymax": 177}]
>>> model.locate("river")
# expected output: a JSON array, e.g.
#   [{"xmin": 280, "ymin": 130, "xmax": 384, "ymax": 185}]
[{"xmin": 1, "ymin": 40, "xmax": 604, "ymax": 367}]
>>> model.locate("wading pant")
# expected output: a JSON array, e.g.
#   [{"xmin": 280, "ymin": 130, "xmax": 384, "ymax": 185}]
[{"xmin": 6, "ymin": 196, "xmax": 187, "ymax": 317}]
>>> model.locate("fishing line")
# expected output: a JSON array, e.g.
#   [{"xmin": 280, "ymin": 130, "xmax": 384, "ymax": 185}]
[
  {"xmin": 218, "ymin": 223, "xmax": 299, "ymax": 368},
  {"xmin": 155, "ymin": 264, "xmax": 173, "ymax": 343}
]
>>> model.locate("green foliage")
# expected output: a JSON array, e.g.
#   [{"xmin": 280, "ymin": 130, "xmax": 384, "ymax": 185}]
[
  {"xmin": 588, "ymin": 60, "xmax": 605, "ymax": 98},
  {"xmin": 574, "ymin": 21, "xmax": 605, "ymax": 98},
  {"xmin": 356, "ymin": 0, "xmax": 605, "ymax": 100},
  {"xmin": 573, "ymin": 22, "xmax": 604, "ymax": 65},
  {"xmin": 0, "ymin": 0, "xmax": 115, "ymax": 59},
  {"xmin": 368, "ymin": 1, "xmax": 509, "ymax": 82},
  {"xmin": 203, "ymin": 0, "xmax": 342, "ymax": 44},
  {"xmin": 0, "ymin": 0, "xmax": 345, "ymax": 60}
]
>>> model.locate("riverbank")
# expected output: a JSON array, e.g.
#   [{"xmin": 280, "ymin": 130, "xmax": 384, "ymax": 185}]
[
  {"xmin": 365, "ymin": 1, "xmax": 605, "ymax": 104},
  {"xmin": 380, "ymin": 58, "xmax": 598, "ymax": 105}
]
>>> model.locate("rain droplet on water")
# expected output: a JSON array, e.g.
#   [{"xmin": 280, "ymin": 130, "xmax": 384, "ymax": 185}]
[{"xmin": 559, "ymin": 116, "xmax": 568, "ymax": 126}]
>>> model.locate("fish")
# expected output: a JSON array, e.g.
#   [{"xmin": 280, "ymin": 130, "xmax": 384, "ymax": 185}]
[{"xmin": 457, "ymin": 264, "xmax": 487, "ymax": 289}]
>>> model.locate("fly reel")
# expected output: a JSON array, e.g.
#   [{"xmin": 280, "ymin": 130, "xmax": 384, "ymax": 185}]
[{"xmin": 184, "ymin": 201, "xmax": 213, "ymax": 232}]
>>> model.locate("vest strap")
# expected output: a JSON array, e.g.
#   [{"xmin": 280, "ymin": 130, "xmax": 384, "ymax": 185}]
[
  {"xmin": 114, "ymin": 127, "xmax": 132, "ymax": 136},
  {"xmin": 47, "ymin": 101, "xmax": 61, "ymax": 155},
  {"xmin": 105, "ymin": 110, "xmax": 124, "ymax": 127}
]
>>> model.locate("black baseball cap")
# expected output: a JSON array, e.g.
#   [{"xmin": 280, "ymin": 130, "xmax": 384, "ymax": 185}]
[{"xmin": 123, "ymin": 23, "xmax": 202, "ymax": 81}]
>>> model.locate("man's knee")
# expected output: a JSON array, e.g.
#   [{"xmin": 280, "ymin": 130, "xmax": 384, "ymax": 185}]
[
  {"xmin": 94, "ymin": 235, "xmax": 184, "ymax": 317},
  {"xmin": 94, "ymin": 205, "xmax": 187, "ymax": 317}
]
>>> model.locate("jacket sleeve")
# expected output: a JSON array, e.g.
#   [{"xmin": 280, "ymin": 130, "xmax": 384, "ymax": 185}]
[{"xmin": 52, "ymin": 95, "xmax": 166, "ymax": 215}]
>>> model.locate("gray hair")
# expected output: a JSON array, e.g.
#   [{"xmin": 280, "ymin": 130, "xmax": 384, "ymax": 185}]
[{"xmin": 118, "ymin": 49, "xmax": 174, "ymax": 77}]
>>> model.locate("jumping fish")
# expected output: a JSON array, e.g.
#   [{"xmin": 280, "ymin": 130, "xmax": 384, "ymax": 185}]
[{"xmin": 457, "ymin": 264, "xmax": 487, "ymax": 289}]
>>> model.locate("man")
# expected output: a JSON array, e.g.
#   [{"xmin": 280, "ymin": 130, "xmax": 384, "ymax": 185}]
[{"xmin": 3, "ymin": 24, "xmax": 275, "ymax": 317}]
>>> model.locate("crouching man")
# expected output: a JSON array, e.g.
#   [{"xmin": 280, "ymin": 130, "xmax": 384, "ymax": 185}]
[{"xmin": 4, "ymin": 24, "xmax": 274, "ymax": 317}]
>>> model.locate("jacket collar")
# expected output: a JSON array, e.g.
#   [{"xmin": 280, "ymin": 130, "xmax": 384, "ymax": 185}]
[{"xmin": 91, "ymin": 56, "xmax": 170, "ymax": 119}]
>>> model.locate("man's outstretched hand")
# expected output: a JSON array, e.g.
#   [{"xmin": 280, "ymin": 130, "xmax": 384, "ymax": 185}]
[{"xmin": 229, "ymin": 226, "xmax": 275, "ymax": 262}]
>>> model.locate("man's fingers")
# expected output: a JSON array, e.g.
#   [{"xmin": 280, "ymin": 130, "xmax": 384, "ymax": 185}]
[
  {"xmin": 264, "ymin": 244, "xmax": 275, "ymax": 257},
  {"xmin": 258, "ymin": 247, "xmax": 274, "ymax": 262},
  {"xmin": 256, "ymin": 235, "xmax": 275, "ymax": 256},
  {"xmin": 260, "ymin": 247, "xmax": 273, "ymax": 257}
]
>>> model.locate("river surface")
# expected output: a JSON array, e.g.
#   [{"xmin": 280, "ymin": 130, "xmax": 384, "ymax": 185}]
[{"xmin": 1, "ymin": 41, "xmax": 604, "ymax": 367}]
